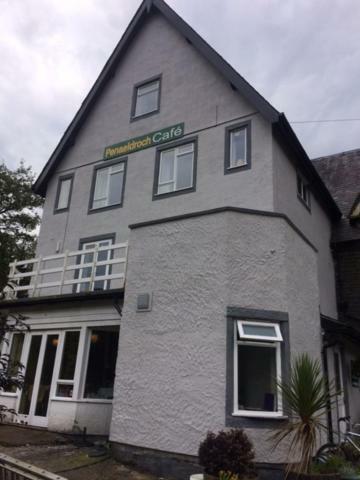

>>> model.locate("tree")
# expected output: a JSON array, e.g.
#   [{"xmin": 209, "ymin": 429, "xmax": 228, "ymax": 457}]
[
  {"xmin": 0, "ymin": 162, "xmax": 43, "ymax": 291},
  {"xmin": 0, "ymin": 308, "xmax": 29, "ymax": 421}
]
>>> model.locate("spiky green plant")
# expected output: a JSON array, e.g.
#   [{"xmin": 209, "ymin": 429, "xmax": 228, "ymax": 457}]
[
  {"xmin": 218, "ymin": 471, "xmax": 239, "ymax": 480},
  {"xmin": 271, "ymin": 353, "xmax": 339, "ymax": 476}
]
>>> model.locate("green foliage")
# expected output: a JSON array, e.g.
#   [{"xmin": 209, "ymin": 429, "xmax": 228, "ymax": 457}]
[
  {"xmin": 0, "ymin": 162, "xmax": 43, "ymax": 291},
  {"xmin": 311, "ymin": 454, "xmax": 348, "ymax": 474},
  {"xmin": 270, "ymin": 353, "xmax": 339, "ymax": 475},
  {"xmin": 198, "ymin": 429, "xmax": 255, "ymax": 478},
  {"xmin": 219, "ymin": 471, "xmax": 239, "ymax": 480}
]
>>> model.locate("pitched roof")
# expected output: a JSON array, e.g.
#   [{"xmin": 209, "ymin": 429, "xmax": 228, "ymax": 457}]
[
  {"xmin": 32, "ymin": 0, "xmax": 341, "ymax": 220},
  {"xmin": 313, "ymin": 148, "xmax": 360, "ymax": 242}
]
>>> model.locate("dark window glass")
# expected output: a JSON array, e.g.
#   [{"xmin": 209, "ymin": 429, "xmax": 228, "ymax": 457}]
[
  {"xmin": 35, "ymin": 335, "xmax": 58, "ymax": 417},
  {"xmin": 84, "ymin": 328, "xmax": 119, "ymax": 399},
  {"xmin": 59, "ymin": 332, "xmax": 80, "ymax": 380},
  {"xmin": 19, "ymin": 335, "xmax": 42, "ymax": 415},
  {"xmin": 5, "ymin": 334, "xmax": 24, "ymax": 393},
  {"xmin": 237, "ymin": 344, "xmax": 277, "ymax": 412}
]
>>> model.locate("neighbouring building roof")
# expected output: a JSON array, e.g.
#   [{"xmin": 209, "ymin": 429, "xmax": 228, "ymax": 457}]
[
  {"xmin": 32, "ymin": 0, "xmax": 341, "ymax": 221},
  {"xmin": 313, "ymin": 148, "xmax": 360, "ymax": 242}
]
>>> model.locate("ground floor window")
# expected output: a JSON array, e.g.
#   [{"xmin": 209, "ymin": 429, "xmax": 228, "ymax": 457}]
[
  {"xmin": 234, "ymin": 320, "xmax": 283, "ymax": 416},
  {"xmin": 84, "ymin": 327, "xmax": 119, "ymax": 399},
  {"xmin": 56, "ymin": 331, "xmax": 80, "ymax": 398}
]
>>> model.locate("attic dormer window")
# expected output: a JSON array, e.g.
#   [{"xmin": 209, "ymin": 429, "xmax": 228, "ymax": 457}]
[{"xmin": 131, "ymin": 75, "xmax": 161, "ymax": 120}]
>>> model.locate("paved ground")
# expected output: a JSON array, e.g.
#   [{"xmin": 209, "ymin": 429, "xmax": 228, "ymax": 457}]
[{"xmin": 0, "ymin": 425, "xmax": 163, "ymax": 480}]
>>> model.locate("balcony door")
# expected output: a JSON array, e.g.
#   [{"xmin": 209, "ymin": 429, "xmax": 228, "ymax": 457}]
[
  {"xmin": 77, "ymin": 239, "xmax": 112, "ymax": 293},
  {"xmin": 17, "ymin": 332, "xmax": 60, "ymax": 427}
]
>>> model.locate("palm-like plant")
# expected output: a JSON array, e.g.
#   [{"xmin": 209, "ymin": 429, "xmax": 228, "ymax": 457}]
[{"xmin": 271, "ymin": 353, "xmax": 338, "ymax": 477}]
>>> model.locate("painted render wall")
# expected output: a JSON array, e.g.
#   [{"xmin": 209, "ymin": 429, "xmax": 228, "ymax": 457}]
[
  {"xmin": 36, "ymin": 12, "xmax": 274, "ymax": 259},
  {"xmin": 110, "ymin": 210, "xmax": 321, "ymax": 463},
  {"xmin": 273, "ymin": 139, "xmax": 338, "ymax": 319}
]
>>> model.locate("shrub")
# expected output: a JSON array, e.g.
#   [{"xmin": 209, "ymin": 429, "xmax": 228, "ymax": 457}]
[{"xmin": 198, "ymin": 429, "xmax": 255, "ymax": 477}]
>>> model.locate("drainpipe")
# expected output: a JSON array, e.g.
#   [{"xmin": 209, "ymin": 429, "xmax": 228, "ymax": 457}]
[{"xmin": 322, "ymin": 338, "xmax": 337, "ymax": 443}]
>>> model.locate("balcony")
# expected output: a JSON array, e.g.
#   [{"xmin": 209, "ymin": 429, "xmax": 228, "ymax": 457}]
[{"xmin": 2, "ymin": 242, "xmax": 128, "ymax": 300}]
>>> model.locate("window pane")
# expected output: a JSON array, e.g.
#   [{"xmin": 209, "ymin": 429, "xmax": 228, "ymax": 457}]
[
  {"xmin": 108, "ymin": 171, "xmax": 124, "ymax": 206},
  {"xmin": 5, "ymin": 334, "xmax": 24, "ymax": 393},
  {"xmin": 57, "ymin": 178, "xmax": 71, "ymax": 210},
  {"xmin": 135, "ymin": 81, "xmax": 159, "ymax": 117},
  {"xmin": 176, "ymin": 151, "xmax": 193, "ymax": 190},
  {"xmin": 84, "ymin": 328, "xmax": 119, "ymax": 399},
  {"xmin": 19, "ymin": 335, "xmax": 42, "ymax": 415},
  {"xmin": 35, "ymin": 335, "xmax": 58, "ymax": 417},
  {"xmin": 230, "ymin": 128, "xmax": 247, "ymax": 168},
  {"xmin": 59, "ymin": 331, "xmax": 80, "ymax": 380},
  {"xmin": 242, "ymin": 324, "xmax": 278, "ymax": 338},
  {"xmin": 159, "ymin": 150, "xmax": 175, "ymax": 184},
  {"xmin": 93, "ymin": 168, "xmax": 109, "ymax": 208},
  {"xmin": 56, "ymin": 384, "xmax": 73, "ymax": 398},
  {"xmin": 237, "ymin": 344, "xmax": 277, "ymax": 412}
]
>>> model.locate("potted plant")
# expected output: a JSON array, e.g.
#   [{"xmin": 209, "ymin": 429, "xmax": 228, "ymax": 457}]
[
  {"xmin": 270, "ymin": 353, "xmax": 340, "ymax": 479},
  {"xmin": 192, "ymin": 429, "xmax": 257, "ymax": 479}
]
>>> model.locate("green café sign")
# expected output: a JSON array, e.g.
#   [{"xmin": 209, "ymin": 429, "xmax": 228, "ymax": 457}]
[{"xmin": 103, "ymin": 123, "xmax": 185, "ymax": 160}]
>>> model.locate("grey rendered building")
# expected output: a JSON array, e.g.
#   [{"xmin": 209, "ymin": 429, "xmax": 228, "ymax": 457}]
[{"xmin": 1, "ymin": 0, "xmax": 359, "ymax": 477}]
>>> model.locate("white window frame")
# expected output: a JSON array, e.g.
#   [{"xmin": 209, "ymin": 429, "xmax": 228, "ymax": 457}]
[
  {"xmin": 229, "ymin": 127, "xmax": 247, "ymax": 169},
  {"xmin": 91, "ymin": 162, "xmax": 125, "ymax": 211},
  {"xmin": 54, "ymin": 330, "xmax": 81, "ymax": 400},
  {"xmin": 237, "ymin": 320, "xmax": 283, "ymax": 342},
  {"xmin": 134, "ymin": 79, "xmax": 160, "ymax": 118},
  {"xmin": 233, "ymin": 322, "xmax": 283, "ymax": 418},
  {"xmin": 157, "ymin": 142, "xmax": 195, "ymax": 195},
  {"xmin": 76, "ymin": 239, "xmax": 112, "ymax": 293}
]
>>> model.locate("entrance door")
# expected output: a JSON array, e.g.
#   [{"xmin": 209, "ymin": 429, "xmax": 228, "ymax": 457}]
[{"xmin": 17, "ymin": 333, "xmax": 59, "ymax": 427}]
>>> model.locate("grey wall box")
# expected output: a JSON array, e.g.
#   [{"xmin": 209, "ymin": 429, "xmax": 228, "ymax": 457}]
[{"xmin": 137, "ymin": 293, "xmax": 153, "ymax": 312}]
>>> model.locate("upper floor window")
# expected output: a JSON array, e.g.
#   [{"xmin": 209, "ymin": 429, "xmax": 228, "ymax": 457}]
[
  {"xmin": 54, "ymin": 174, "xmax": 74, "ymax": 213},
  {"xmin": 77, "ymin": 236, "xmax": 114, "ymax": 293},
  {"xmin": 297, "ymin": 173, "xmax": 311, "ymax": 210},
  {"xmin": 154, "ymin": 139, "xmax": 197, "ymax": 198},
  {"xmin": 234, "ymin": 320, "xmax": 283, "ymax": 416},
  {"xmin": 89, "ymin": 160, "xmax": 126, "ymax": 212},
  {"xmin": 225, "ymin": 121, "xmax": 251, "ymax": 173},
  {"xmin": 131, "ymin": 76, "xmax": 161, "ymax": 120}
]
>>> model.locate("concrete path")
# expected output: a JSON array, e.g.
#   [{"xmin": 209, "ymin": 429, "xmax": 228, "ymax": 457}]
[{"xmin": 0, "ymin": 425, "xmax": 162, "ymax": 480}]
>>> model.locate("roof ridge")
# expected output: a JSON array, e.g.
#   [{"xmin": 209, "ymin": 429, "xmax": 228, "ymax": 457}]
[{"xmin": 312, "ymin": 146, "xmax": 360, "ymax": 161}]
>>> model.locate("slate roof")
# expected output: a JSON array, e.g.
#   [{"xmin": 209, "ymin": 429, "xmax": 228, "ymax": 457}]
[
  {"xmin": 313, "ymin": 148, "xmax": 360, "ymax": 242},
  {"xmin": 31, "ymin": 0, "xmax": 341, "ymax": 220}
]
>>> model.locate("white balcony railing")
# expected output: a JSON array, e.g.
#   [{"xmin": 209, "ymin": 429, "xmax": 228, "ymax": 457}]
[{"xmin": 3, "ymin": 242, "xmax": 128, "ymax": 299}]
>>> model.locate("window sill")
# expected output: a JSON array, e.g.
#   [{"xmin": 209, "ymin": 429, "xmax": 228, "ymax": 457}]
[
  {"xmin": 0, "ymin": 392, "xmax": 18, "ymax": 398},
  {"xmin": 88, "ymin": 203, "xmax": 122, "ymax": 214},
  {"xmin": 51, "ymin": 397, "xmax": 113, "ymax": 404},
  {"xmin": 153, "ymin": 186, "xmax": 195, "ymax": 200},
  {"xmin": 232, "ymin": 411, "xmax": 287, "ymax": 420},
  {"xmin": 130, "ymin": 109, "xmax": 159, "ymax": 123}
]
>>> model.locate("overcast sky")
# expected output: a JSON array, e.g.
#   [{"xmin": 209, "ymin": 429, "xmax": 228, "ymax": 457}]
[{"xmin": 1, "ymin": 0, "xmax": 360, "ymax": 175}]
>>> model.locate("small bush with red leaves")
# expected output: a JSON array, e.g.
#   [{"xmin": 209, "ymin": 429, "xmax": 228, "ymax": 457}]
[{"xmin": 198, "ymin": 429, "xmax": 256, "ymax": 477}]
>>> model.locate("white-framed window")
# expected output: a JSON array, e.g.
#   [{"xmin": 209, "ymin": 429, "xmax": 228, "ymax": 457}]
[
  {"xmin": 55, "ymin": 175, "xmax": 73, "ymax": 212},
  {"xmin": 90, "ymin": 161, "xmax": 125, "ymax": 211},
  {"xmin": 55, "ymin": 331, "xmax": 80, "ymax": 398},
  {"xmin": 234, "ymin": 320, "xmax": 283, "ymax": 417},
  {"xmin": 156, "ymin": 142, "xmax": 195, "ymax": 195},
  {"xmin": 77, "ymin": 239, "xmax": 112, "ymax": 293},
  {"xmin": 297, "ymin": 173, "xmax": 311, "ymax": 209},
  {"xmin": 225, "ymin": 122, "xmax": 250, "ymax": 172},
  {"xmin": 83, "ymin": 327, "xmax": 119, "ymax": 400},
  {"xmin": 133, "ymin": 78, "xmax": 160, "ymax": 118}
]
